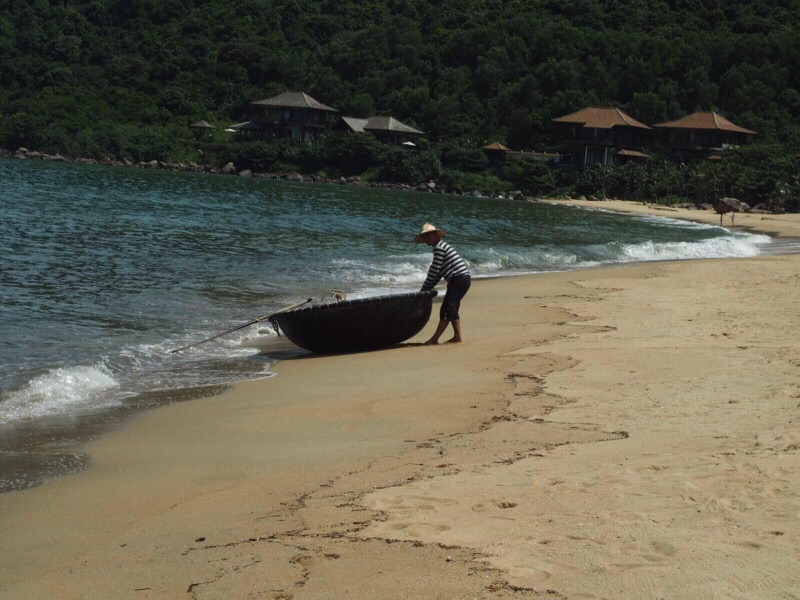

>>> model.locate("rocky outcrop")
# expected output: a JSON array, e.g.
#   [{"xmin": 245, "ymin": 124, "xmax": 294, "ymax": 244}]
[{"xmin": 3, "ymin": 145, "xmax": 542, "ymax": 201}]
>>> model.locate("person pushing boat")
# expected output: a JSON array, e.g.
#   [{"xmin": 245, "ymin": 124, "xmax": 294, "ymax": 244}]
[{"xmin": 415, "ymin": 223, "xmax": 471, "ymax": 345}]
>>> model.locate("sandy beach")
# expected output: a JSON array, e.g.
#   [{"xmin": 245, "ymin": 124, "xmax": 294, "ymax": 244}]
[{"xmin": 2, "ymin": 200, "xmax": 800, "ymax": 599}]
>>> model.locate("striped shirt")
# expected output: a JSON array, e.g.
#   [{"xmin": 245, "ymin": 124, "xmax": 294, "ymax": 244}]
[{"xmin": 421, "ymin": 240, "xmax": 471, "ymax": 291}]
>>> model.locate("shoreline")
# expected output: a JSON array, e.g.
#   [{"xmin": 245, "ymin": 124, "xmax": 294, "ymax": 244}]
[
  {"xmin": 2, "ymin": 147, "xmax": 524, "ymax": 200},
  {"xmin": 2, "ymin": 207, "xmax": 800, "ymax": 598},
  {"xmin": 0, "ymin": 198, "xmax": 793, "ymax": 494},
  {"xmin": 7, "ymin": 150, "xmax": 797, "ymax": 233},
  {"xmin": 0, "ymin": 199, "xmax": 788, "ymax": 494},
  {"xmin": 549, "ymin": 197, "xmax": 800, "ymax": 238}
]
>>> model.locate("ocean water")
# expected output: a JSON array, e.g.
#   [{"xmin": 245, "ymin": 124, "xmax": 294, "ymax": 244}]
[{"xmin": 0, "ymin": 158, "xmax": 777, "ymax": 490}]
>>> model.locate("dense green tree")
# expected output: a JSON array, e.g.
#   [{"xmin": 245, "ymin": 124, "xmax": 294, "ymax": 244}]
[{"xmin": 0, "ymin": 0, "xmax": 798, "ymax": 206}]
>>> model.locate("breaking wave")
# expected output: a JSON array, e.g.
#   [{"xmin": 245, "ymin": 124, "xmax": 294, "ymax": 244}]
[{"xmin": 1, "ymin": 365, "xmax": 120, "ymax": 423}]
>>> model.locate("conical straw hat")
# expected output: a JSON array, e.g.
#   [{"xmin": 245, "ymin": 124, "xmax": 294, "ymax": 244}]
[{"xmin": 414, "ymin": 222, "xmax": 447, "ymax": 243}]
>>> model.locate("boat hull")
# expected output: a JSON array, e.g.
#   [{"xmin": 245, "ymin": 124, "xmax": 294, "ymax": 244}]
[{"xmin": 270, "ymin": 291, "xmax": 438, "ymax": 353}]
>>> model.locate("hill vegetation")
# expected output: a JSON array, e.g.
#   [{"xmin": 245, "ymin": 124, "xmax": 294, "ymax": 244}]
[{"xmin": 1, "ymin": 0, "xmax": 799, "ymax": 208}]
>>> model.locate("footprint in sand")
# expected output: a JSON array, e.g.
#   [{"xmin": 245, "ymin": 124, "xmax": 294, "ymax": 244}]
[
  {"xmin": 290, "ymin": 555, "xmax": 315, "ymax": 567},
  {"xmin": 651, "ymin": 540, "xmax": 677, "ymax": 556}
]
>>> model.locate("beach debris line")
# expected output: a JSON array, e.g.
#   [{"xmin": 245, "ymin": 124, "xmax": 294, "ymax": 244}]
[{"xmin": 170, "ymin": 299, "xmax": 312, "ymax": 353}]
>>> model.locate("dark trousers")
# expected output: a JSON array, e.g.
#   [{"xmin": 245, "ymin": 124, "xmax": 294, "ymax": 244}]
[{"xmin": 440, "ymin": 274, "xmax": 471, "ymax": 321}]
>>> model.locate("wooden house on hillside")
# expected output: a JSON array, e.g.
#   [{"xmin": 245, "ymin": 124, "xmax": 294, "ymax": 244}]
[
  {"xmin": 333, "ymin": 116, "xmax": 424, "ymax": 145},
  {"xmin": 653, "ymin": 111, "xmax": 756, "ymax": 162},
  {"xmin": 552, "ymin": 107, "xmax": 651, "ymax": 167},
  {"xmin": 482, "ymin": 142, "xmax": 560, "ymax": 167},
  {"xmin": 189, "ymin": 120, "xmax": 215, "ymax": 139},
  {"xmin": 482, "ymin": 142, "xmax": 511, "ymax": 166},
  {"xmin": 249, "ymin": 92, "xmax": 338, "ymax": 142},
  {"xmin": 229, "ymin": 120, "xmax": 262, "ymax": 139}
]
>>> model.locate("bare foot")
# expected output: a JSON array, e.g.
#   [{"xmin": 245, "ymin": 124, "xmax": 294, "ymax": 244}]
[
  {"xmin": 444, "ymin": 337, "xmax": 462, "ymax": 344},
  {"xmin": 423, "ymin": 339, "xmax": 439, "ymax": 346}
]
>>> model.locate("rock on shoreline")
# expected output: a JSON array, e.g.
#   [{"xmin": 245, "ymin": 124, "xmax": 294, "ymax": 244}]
[{"xmin": 3, "ymin": 146, "xmax": 530, "ymax": 201}]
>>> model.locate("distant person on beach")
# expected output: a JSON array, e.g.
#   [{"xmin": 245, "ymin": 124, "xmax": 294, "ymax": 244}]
[{"xmin": 415, "ymin": 223, "xmax": 472, "ymax": 345}]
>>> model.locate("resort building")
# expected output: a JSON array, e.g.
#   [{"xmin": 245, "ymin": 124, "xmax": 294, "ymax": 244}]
[
  {"xmin": 552, "ymin": 107, "xmax": 651, "ymax": 167},
  {"xmin": 189, "ymin": 120, "xmax": 215, "ymax": 139},
  {"xmin": 653, "ymin": 111, "xmax": 757, "ymax": 162},
  {"xmin": 333, "ymin": 116, "xmax": 424, "ymax": 145},
  {"xmin": 482, "ymin": 142, "xmax": 560, "ymax": 167},
  {"xmin": 228, "ymin": 120, "xmax": 262, "ymax": 139},
  {"xmin": 482, "ymin": 142, "xmax": 512, "ymax": 167},
  {"xmin": 248, "ymin": 91, "xmax": 338, "ymax": 142}
]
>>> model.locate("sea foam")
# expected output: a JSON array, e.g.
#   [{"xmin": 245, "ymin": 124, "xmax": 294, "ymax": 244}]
[
  {"xmin": 608, "ymin": 233, "xmax": 771, "ymax": 263},
  {"xmin": 0, "ymin": 365, "xmax": 120, "ymax": 423}
]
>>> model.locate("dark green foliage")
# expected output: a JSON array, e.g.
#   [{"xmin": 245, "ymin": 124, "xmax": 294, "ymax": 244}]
[
  {"xmin": 502, "ymin": 160, "xmax": 558, "ymax": 196},
  {"xmin": 439, "ymin": 142, "xmax": 488, "ymax": 172},
  {"xmin": 0, "ymin": 0, "xmax": 799, "ymax": 203},
  {"xmin": 377, "ymin": 148, "xmax": 442, "ymax": 184},
  {"xmin": 569, "ymin": 145, "xmax": 799, "ymax": 210},
  {"xmin": 312, "ymin": 134, "xmax": 390, "ymax": 176},
  {"xmin": 438, "ymin": 171, "xmax": 514, "ymax": 194}
]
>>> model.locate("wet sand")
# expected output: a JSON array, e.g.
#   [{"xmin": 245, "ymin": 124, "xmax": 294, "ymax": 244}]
[{"xmin": 2, "ymin": 201, "xmax": 799, "ymax": 599}]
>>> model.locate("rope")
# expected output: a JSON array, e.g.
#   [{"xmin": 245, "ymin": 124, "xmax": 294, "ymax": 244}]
[
  {"xmin": 323, "ymin": 289, "xmax": 347, "ymax": 302},
  {"xmin": 270, "ymin": 291, "xmax": 346, "ymax": 338}
]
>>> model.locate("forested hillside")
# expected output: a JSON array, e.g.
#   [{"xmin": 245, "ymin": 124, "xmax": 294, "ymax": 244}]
[{"xmin": 1, "ymin": 0, "xmax": 799, "ymax": 205}]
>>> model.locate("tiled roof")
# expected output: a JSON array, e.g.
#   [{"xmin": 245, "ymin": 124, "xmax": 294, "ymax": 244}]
[
  {"xmin": 251, "ymin": 92, "xmax": 338, "ymax": 112},
  {"xmin": 552, "ymin": 107, "xmax": 651, "ymax": 130},
  {"xmin": 229, "ymin": 121, "xmax": 262, "ymax": 130},
  {"xmin": 615, "ymin": 149, "xmax": 651, "ymax": 158},
  {"xmin": 189, "ymin": 120, "xmax": 215, "ymax": 128},
  {"xmin": 363, "ymin": 116, "xmax": 423, "ymax": 135},
  {"xmin": 339, "ymin": 117, "xmax": 369, "ymax": 133},
  {"xmin": 654, "ymin": 112, "xmax": 756, "ymax": 135},
  {"xmin": 483, "ymin": 142, "xmax": 511, "ymax": 151}
]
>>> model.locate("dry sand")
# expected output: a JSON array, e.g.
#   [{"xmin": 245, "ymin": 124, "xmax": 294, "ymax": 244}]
[{"xmin": 2, "ymin": 201, "xmax": 799, "ymax": 599}]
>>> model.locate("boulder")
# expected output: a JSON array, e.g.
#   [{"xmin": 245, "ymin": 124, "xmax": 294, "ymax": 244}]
[
  {"xmin": 238, "ymin": 169, "xmax": 252, "ymax": 177},
  {"xmin": 718, "ymin": 197, "xmax": 748, "ymax": 211},
  {"xmin": 587, "ymin": 194, "xmax": 599, "ymax": 201},
  {"xmin": 16, "ymin": 147, "xmax": 29, "ymax": 154},
  {"xmin": 285, "ymin": 172, "xmax": 303, "ymax": 182},
  {"xmin": 221, "ymin": 162, "xmax": 237, "ymax": 174},
  {"xmin": 426, "ymin": 181, "xmax": 436, "ymax": 190}
]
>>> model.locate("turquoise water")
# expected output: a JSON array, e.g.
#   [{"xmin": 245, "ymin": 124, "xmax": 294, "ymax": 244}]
[{"xmin": 0, "ymin": 157, "xmax": 775, "ymax": 489}]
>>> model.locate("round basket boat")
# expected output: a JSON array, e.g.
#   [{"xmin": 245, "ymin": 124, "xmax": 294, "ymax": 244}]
[{"xmin": 270, "ymin": 290, "xmax": 438, "ymax": 354}]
